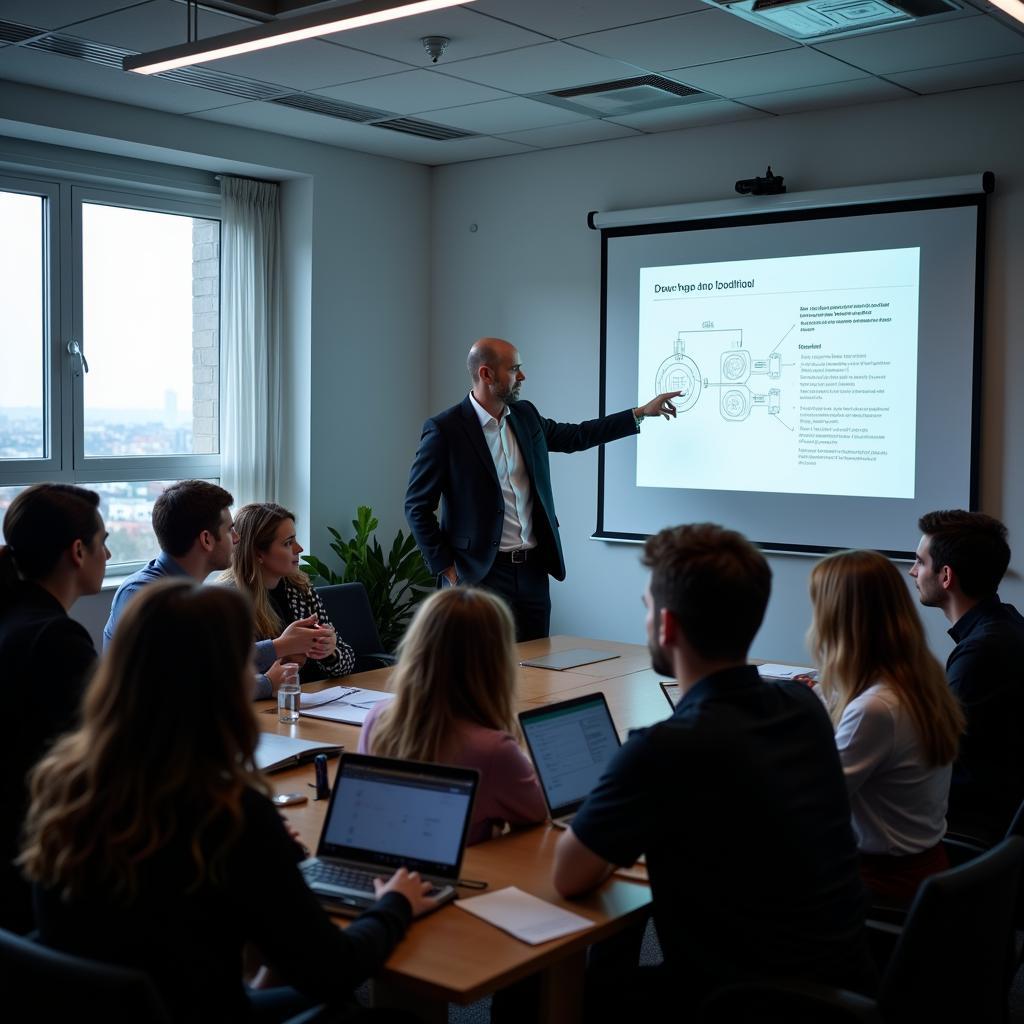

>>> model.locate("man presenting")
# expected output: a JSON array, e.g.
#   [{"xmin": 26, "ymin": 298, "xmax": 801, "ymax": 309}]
[
  {"xmin": 404, "ymin": 337, "xmax": 679, "ymax": 640},
  {"xmin": 552, "ymin": 523, "xmax": 873, "ymax": 1014},
  {"xmin": 910, "ymin": 509, "xmax": 1024, "ymax": 842}
]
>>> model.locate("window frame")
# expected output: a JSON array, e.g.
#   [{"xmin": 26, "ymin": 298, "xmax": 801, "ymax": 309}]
[{"xmin": 0, "ymin": 173, "xmax": 223, "ymax": 574}]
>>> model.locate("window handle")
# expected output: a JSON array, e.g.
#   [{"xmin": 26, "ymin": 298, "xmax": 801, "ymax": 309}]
[{"xmin": 67, "ymin": 339, "xmax": 89, "ymax": 375}]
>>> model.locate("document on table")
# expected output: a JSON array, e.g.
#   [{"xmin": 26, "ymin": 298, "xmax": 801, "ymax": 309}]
[
  {"xmin": 456, "ymin": 886, "xmax": 596, "ymax": 945},
  {"xmin": 757, "ymin": 663, "xmax": 818, "ymax": 682},
  {"xmin": 300, "ymin": 688, "xmax": 394, "ymax": 725}
]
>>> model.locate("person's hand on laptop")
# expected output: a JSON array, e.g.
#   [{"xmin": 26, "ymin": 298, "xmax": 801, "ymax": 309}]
[{"xmin": 375, "ymin": 867, "xmax": 439, "ymax": 917}]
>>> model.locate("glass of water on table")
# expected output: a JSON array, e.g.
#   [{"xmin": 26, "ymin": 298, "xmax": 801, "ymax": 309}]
[{"xmin": 278, "ymin": 662, "xmax": 301, "ymax": 724}]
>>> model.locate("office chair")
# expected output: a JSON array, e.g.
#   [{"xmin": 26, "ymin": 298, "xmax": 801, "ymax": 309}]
[
  {"xmin": 0, "ymin": 926, "xmax": 172, "ymax": 1023},
  {"xmin": 315, "ymin": 583, "xmax": 395, "ymax": 673},
  {"xmin": 699, "ymin": 836, "xmax": 1024, "ymax": 1024}
]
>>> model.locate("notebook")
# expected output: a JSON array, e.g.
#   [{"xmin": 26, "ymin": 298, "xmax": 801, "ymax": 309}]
[
  {"xmin": 254, "ymin": 732, "xmax": 342, "ymax": 773},
  {"xmin": 518, "ymin": 693, "xmax": 621, "ymax": 828},
  {"xmin": 300, "ymin": 753, "xmax": 479, "ymax": 917}
]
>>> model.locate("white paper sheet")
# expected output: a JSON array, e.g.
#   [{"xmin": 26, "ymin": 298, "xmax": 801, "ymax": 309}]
[
  {"xmin": 757, "ymin": 663, "xmax": 818, "ymax": 681},
  {"xmin": 300, "ymin": 688, "xmax": 394, "ymax": 725},
  {"xmin": 455, "ymin": 886, "xmax": 596, "ymax": 945}
]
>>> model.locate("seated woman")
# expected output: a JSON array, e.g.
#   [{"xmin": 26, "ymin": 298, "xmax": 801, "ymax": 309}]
[
  {"xmin": 808, "ymin": 549, "xmax": 965, "ymax": 906},
  {"xmin": 20, "ymin": 579, "xmax": 435, "ymax": 1024},
  {"xmin": 221, "ymin": 502, "xmax": 355, "ymax": 688},
  {"xmin": 359, "ymin": 587, "xmax": 546, "ymax": 845},
  {"xmin": 0, "ymin": 483, "xmax": 108, "ymax": 934}
]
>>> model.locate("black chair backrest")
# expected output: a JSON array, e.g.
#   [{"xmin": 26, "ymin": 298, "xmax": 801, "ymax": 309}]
[
  {"xmin": 1006, "ymin": 797, "xmax": 1024, "ymax": 840},
  {"xmin": 0, "ymin": 927, "xmax": 172, "ymax": 1023},
  {"xmin": 315, "ymin": 583, "xmax": 389, "ymax": 669},
  {"xmin": 881, "ymin": 835, "xmax": 1024, "ymax": 1024}
]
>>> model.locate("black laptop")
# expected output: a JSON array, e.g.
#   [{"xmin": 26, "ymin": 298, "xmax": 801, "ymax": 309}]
[
  {"xmin": 301, "ymin": 753, "xmax": 479, "ymax": 916},
  {"xmin": 518, "ymin": 692, "xmax": 621, "ymax": 828}
]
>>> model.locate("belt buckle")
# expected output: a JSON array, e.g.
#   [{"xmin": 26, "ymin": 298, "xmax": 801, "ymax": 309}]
[{"xmin": 510, "ymin": 549, "xmax": 526, "ymax": 564}]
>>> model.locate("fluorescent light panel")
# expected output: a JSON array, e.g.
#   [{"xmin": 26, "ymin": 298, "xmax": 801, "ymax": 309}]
[
  {"xmin": 124, "ymin": 0, "xmax": 474, "ymax": 75},
  {"xmin": 987, "ymin": 0, "xmax": 1024, "ymax": 24}
]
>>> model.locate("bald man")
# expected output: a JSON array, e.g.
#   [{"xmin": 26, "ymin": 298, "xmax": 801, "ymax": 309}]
[{"xmin": 404, "ymin": 338, "xmax": 679, "ymax": 640}]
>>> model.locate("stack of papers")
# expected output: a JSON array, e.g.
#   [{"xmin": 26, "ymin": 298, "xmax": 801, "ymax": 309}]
[
  {"xmin": 456, "ymin": 887, "xmax": 596, "ymax": 945},
  {"xmin": 300, "ymin": 686, "xmax": 395, "ymax": 725},
  {"xmin": 757, "ymin": 663, "xmax": 818, "ymax": 681}
]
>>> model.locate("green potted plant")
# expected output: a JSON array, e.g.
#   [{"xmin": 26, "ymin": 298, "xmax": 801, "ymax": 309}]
[{"xmin": 300, "ymin": 505, "xmax": 434, "ymax": 652}]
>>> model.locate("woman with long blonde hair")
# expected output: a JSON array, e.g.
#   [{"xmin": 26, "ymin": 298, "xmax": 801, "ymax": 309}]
[
  {"xmin": 808, "ymin": 549, "xmax": 965, "ymax": 904},
  {"xmin": 220, "ymin": 502, "xmax": 355, "ymax": 688},
  {"xmin": 359, "ymin": 587, "xmax": 546, "ymax": 843},
  {"xmin": 20, "ymin": 579, "xmax": 435, "ymax": 1023}
]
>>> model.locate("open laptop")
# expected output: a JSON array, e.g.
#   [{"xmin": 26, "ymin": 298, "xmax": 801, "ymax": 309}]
[
  {"xmin": 518, "ymin": 692, "xmax": 621, "ymax": 829},
  {"xmin": 300, "ymin": 753, "xmax": 479, "ymax": 916}
]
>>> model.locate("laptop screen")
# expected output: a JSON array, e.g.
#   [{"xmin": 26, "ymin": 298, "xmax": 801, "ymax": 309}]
[
  {"xmin": 318, "ymin": 755, "xmax": 478, "ymax": 878},
  {"xmin": 519, "ymin": 693, "xmax": 621, "ymax": 818}
]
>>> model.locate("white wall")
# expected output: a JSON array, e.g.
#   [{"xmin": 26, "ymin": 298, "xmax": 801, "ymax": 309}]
[
  {"xmin": 0, "ymin": 82, "xmax": 432, "ymax": 646},
  {"xmin": 430, "ymin": 82, "xmax": 1024, "ymax": 664}
]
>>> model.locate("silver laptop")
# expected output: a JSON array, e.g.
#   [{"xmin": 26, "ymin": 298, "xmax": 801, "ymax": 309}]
[
  {"xmin": 518, "ymin": 692, "xmax": 621, "ymax": 829},
  {"xmin": 301, "ymin": 753, "xmax": 479, "ymax": 916}
]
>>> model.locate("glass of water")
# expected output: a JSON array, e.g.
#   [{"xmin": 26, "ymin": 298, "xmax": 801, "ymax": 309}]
[{"xmin": 277, "ymin": 663, "xmax": 301, "ymax": 724}]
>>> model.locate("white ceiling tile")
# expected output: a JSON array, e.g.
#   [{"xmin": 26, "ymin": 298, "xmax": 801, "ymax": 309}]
[
  {"xmin": 313, "ymin": 68, "xmax": 509, "ymax": 115},
  {"xmin": 64, "ymin": 0, "xmax": 252, "ymax": 52},
  {"xmin": 324, "ymin": 6, "xmax": 549, "ymax": 66},
  {"xmin": 570, "ymin": 9, "xmax": 796, "ymax": 72},
  {"xmin": 606, "ymin": 98, "xmax": 768, "ymax": 130},
  {"xmin": 669, "ymin": 48, "xmax": 869, "ymax": 99},
  {"xmin": 0, "ymin": 42, "xmax": 244, "ymax": 114},
  {"xmin": 0, "ymin": 1, "xmax": 142, "ymax": 32},
  {"xmin": 496, "ymin": 118, "xmax": 641, "ymax": 148},
  {"xmin": 409, "ymin": 135, "xmax": 537, "ymax": 165},
  {"xmin": 741, "ymin": 77, "xmax": 911, "ymax": 114},
  {"xmin": 191, "ymin": 99, "xmax": 536, "ymax": 163},
  {"xmin": 199, "ymin": 40, "xmax": 411, "ymax": 91},
  {"xmin": 887, "ymin": 53, "xmax": 1024, "ymax": 93},
  {"xmin": 471, "ymin": 0, "xmax": 705, "ymax": 39},
  {"xmin": 814, "ymin": 14, "xmax": 1024, "ymax": 75},
  {"xmin": 436, "ymin": 41, "xmax": 645, "ymax": 92},
  {"xmin": 424, "ymin": 96, "xmax": 592, "ymax": 132}
]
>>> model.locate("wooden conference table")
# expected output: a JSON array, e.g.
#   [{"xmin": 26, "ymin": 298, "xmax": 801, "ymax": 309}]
[{"xmin": 257, "ymin": 635, "xmax": 667, "ymax": 1024}]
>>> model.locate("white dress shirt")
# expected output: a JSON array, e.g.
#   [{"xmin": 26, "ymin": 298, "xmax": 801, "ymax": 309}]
[{"xmin": 469, "ymin": 391, "xmax": 536, "ymax": 552}]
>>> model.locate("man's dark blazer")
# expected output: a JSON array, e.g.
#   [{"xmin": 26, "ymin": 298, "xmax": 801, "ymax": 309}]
[{"xmin": 405, "ymin": 396, "xmax": 637, "ymax": 584}]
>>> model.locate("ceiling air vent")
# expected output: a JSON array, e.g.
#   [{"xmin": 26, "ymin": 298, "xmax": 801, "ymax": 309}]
[
  {"xmin": 0, "ymin": 19, "xmax": 43, "ymax": 44},
  {"xmin": 24, "ymin": 33, "xmax": 288, "ymax": 101},
  {"xmin": 532, "ymin": 74, "xmax": 709, "ymax": 118},
  {"xmin": 272, "ymin": 93, "xmax": 391, "ymax": 123},
  {"xmin": 26, "ymin": 34, "xmax": 132, "ymax": 69},
  {"xmin": 703, "ymin": 0, "xmax": 965, "ymax": 41},
  {"xmin": 374, "ymin": 117, "xmax": 476, "ymax": 140},
  {"xmin": 158, "ymin": 66, "xmax": 288, "ymax": 102}
]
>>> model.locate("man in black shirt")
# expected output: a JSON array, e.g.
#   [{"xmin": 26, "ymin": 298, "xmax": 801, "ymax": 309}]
[
  {"xmin": 553, "ymin": 523, "xmax": 873, "ymax": 1014},
  {"xmin": 911, "ymin": 510, "xmax": 1024, "ymax": 843}
]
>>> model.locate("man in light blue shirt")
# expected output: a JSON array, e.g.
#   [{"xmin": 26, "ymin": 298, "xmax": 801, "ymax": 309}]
[{"xmin": 104, "ymin": 480, "xmax": 328, "ymax": 697}]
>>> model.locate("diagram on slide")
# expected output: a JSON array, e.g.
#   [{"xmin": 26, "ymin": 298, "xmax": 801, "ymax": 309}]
[{"xmin": 654, "ymin": 329, "xmax": 790, "ymax": 425}]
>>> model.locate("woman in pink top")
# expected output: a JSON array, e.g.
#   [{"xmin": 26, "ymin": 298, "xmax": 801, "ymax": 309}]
[{"xmin": 358, "ymin": 587, "xmax": 546, "ymax": 844}]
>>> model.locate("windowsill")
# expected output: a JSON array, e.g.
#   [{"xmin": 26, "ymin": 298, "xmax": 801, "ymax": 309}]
[{"xmin": 101, "ymin": 573, "xmax": 133, "ymax": 592}]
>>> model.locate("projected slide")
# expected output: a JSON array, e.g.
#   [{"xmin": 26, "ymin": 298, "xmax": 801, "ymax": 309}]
[{"xmin": 636, "ymin": 248, "xmax": 920, "ymax": 499}]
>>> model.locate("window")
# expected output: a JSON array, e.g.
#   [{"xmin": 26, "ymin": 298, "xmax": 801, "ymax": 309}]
[{"xmin": 0, "ymin": 174, "xmax": 221, "ymax": 571}]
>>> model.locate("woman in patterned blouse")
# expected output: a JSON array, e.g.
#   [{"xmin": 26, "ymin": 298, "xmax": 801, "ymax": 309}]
[{"xmin": 221, "ymin": 503, "xmax": 355, "ymax": 684}]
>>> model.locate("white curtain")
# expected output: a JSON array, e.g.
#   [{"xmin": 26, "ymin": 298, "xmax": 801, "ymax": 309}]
[{"xmin": 219, "ymin": 175, "xmax": 282, "ymax": 507}]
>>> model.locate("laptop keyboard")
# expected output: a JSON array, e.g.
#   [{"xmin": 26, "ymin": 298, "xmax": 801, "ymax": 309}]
[
  {"xmin": 303, "ymin": 860, "xmax": 446, "ymax": 899},
  {"xmin": 303, "ymin": 861, "xmax": 378, "ymax": 894}
]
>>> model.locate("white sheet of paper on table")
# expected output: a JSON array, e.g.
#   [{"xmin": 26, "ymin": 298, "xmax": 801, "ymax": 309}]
[
  {"xmin": 757, "ymin": 663, "xmax": 817, "ymax": 680},
  {"xmin": 299, "ymin": 686, "xmax": 358, "ymax": 708},
  {"xmin": 455, "ymin": 886, "xmax": 596, "ymax": 945},
  {"xmin": 299, "ymin": 688, "xmax": 395, "ymax": 725}
]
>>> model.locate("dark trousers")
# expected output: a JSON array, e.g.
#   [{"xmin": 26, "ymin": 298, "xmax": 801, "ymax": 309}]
[{"xmin": 478, "ymin": 556, "xmax": 551, "ymax": 642}]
